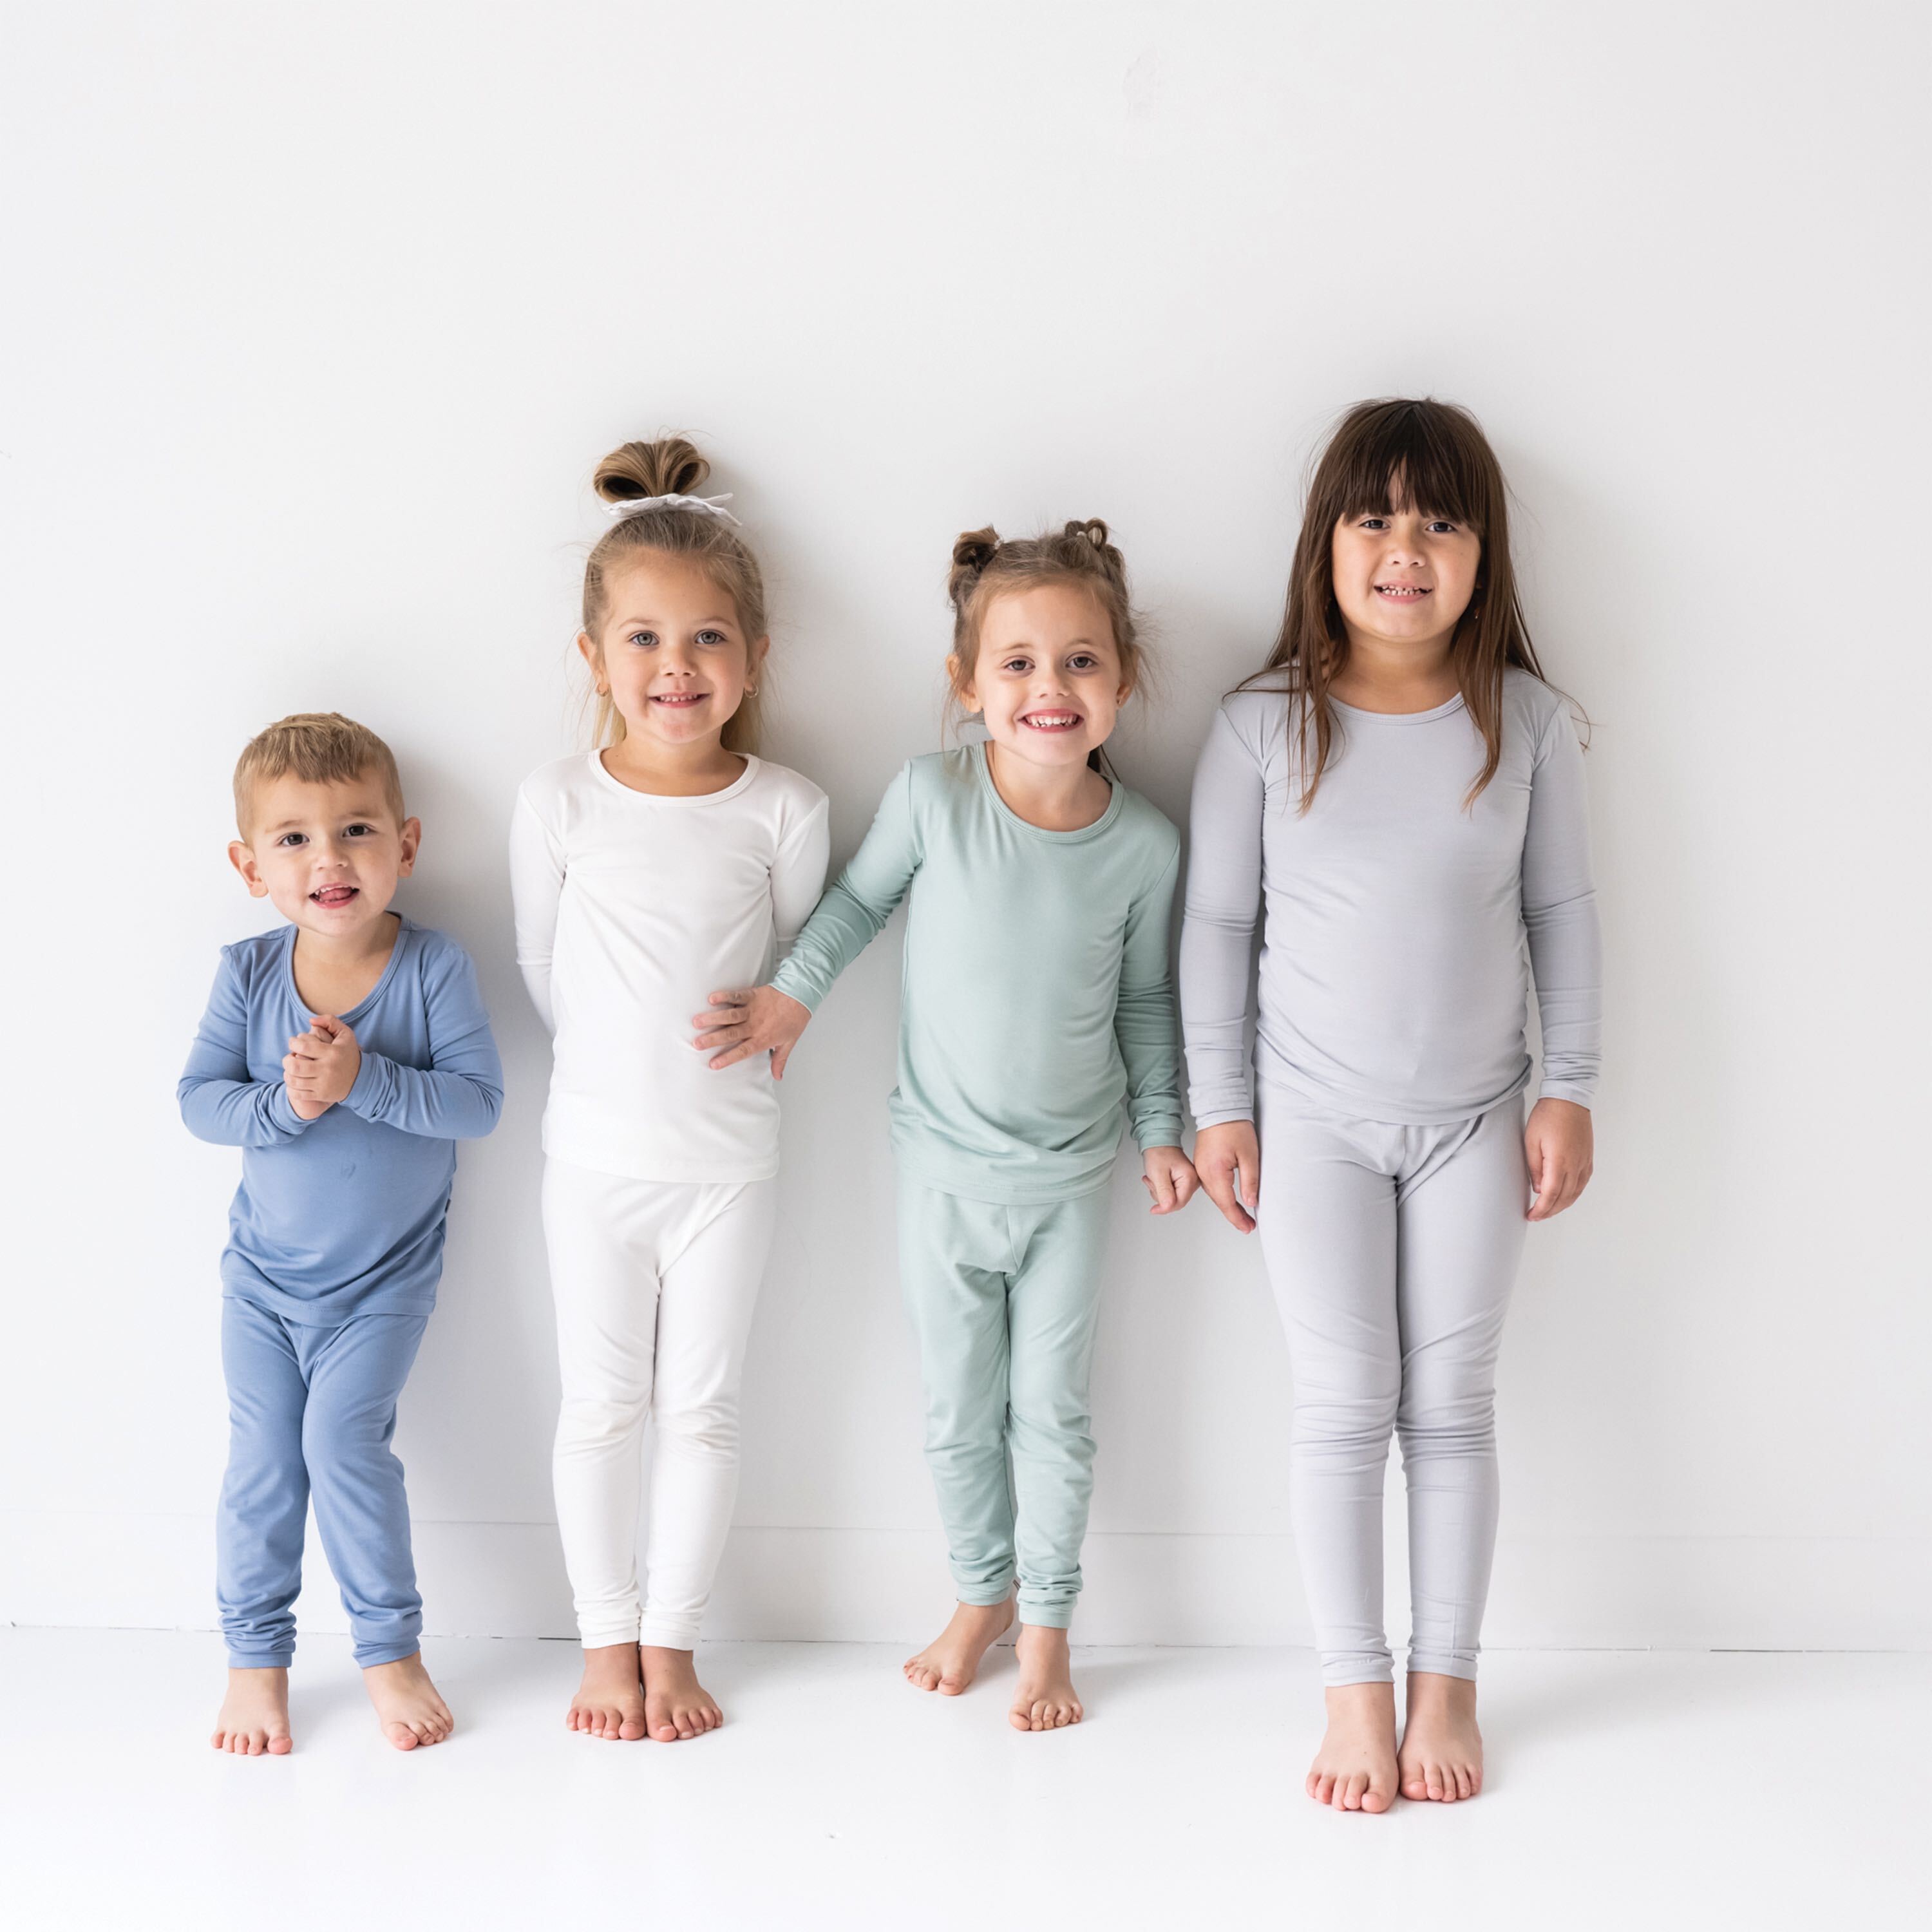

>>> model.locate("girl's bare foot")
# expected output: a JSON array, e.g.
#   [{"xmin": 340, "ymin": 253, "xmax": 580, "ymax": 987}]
[
  {"xmin": 640, "ymin": 1645, "xmax": 722, "ymax": 1742},
  {"xmin": 1307, "ymin": 1682, "xmax": 1399, "ymax": 1812},
  {"xmin": 903, "ymin": 1598, "xmax": 1014, "ymax": 1695},
  {"xmin": 1009, "ymin": 1624, "xmax": 1083, "ymax": 1731},
  {"xmin": 567, "ymin": 1641, "xmax": 647, "ymax": 1741},
  {"xmin": 211, "ymin": 1666, "xmax": 292, "ymax": 1756},
  {"xmin": 1399, "ymin": 1671, "xmax": 1484, "ymax": 1801},
  {"xmin": 362, "ymin": 1652, "xmax": 454, "ymax": 1751}
]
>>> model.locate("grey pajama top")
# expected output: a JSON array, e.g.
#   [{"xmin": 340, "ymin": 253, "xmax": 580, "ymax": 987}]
[{"xmin": 1179, "ymin": 669, "xmax": 1602, "ymax": 1128}]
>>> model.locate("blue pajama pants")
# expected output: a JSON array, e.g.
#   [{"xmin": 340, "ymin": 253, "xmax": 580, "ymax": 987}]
[{"xmin": 216, "ymin": 1296, "xmax": 430, "ymax": 1669}]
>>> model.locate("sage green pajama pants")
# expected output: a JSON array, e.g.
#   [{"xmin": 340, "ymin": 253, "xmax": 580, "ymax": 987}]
[{"xmin": 895, "ymin": 1173, "xmax": 1112, "ymax": 1629}]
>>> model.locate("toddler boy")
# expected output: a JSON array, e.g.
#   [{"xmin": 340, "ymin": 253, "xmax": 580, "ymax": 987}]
[{"xmin": 179, "ymin": 714, "xmax": 502, "ymax": 1754}]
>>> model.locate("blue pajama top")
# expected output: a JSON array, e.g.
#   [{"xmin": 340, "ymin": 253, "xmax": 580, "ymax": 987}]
[{"xmin": 178, "ymin": 916, "xmax": 503, "ymax": 1325}]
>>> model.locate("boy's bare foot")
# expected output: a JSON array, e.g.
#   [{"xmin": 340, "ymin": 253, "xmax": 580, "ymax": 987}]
[
  {"xmin": 1009, "ymin": 1624, "xmax": 1083, "ymax": 1731},
  {"xmin": 639, "ymin": 1645, "xmax": 722, "ymax": 1742},
  {"xmin": 903, "ymin": 1598, "xmax": 1014, "ymax": 1695},
  {"xmin": 363, "ymin": 1652, "xmax": 453, "ymax": 1750},
  {"xmin": 568, "ymin": 1642, "xmax": 647, "ymax": 1741},
  {"xmin": 211, "ymin": 1666, "xmax": 292, "ymax": 1756},
  {"xmin": 1399, "ymin": 1671, "xmax": 1484, "ymax": 1801},
  {"xmin": 1307, "ymin": 1682, "xmax": 1399, "ymax": 1812}
]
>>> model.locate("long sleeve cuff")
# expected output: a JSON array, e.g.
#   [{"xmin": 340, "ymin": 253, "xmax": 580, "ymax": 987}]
[
  {"xmin": 768, "ymin": 960, "xmax": 828, "ymax": 1014},
  {"xmin": 342, "ymin": 1049, "xmax": 393, "ymax": 1120},
  {"xmin": 265, "ymin": 1081, "xmax": 316, "ymax": 1137},
  {"xmin": 1133, "ymin": 1110, "xmax": 1186, "ymax": 1151},
  {"xmin": 1535, "ymin": 1077, "xmax": 1596, "ymax": 1108}
]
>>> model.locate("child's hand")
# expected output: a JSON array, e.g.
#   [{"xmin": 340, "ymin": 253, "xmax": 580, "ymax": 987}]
[
  {"xmin": 283, "ymin": 1014, "xmax": 361, "ymax": 1115},
  {"xmin": 692, "ymin": 986, "xmax": 812, "ymax": 1079},
  {"xmin": 1193, "ymin": 1121, "xmax": 1260, "ymax": 1233},
  {"xmin": 1141, "ymin": 1145, "xmax": 1200, "ymax": 1215},
  {"xmin": 1524, "ymin": 1097, "xmax": 1593, "ymax": 1220}
]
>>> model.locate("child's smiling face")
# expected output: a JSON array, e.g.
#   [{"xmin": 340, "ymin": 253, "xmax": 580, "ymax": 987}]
[
  {"xmin": 1329, "ymin": 487, "xmax": 1483, "ymax": 652},
  {"xmin": 228, "ymin": 771, "xmax": 419, "ymax": 940},
  {"xmin": 580, "ymin": 551, "xmax": 765, "ymax": 752},
  {"xmin": 953, "ymin": 582, "xmax": 1132, "ymax": 774}
]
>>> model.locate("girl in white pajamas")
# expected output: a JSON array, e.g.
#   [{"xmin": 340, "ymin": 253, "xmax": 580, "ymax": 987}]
[{"xmin": 511, "ymin": 435, "xmax": 829, "ymax": 1743}]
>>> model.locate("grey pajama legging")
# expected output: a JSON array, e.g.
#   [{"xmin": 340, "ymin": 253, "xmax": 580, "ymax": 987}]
[{"xmin": 1256, "ymin": 1081, "xmax": 1530, "ymax": 1686}]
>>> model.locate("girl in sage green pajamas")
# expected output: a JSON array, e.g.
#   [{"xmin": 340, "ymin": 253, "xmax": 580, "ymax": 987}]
[{"xmin": 696, "ymin": 519, "xmax": 1198, "ymax": 1732}]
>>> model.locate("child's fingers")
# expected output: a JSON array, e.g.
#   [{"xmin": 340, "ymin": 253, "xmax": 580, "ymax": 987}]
[
  {"xmin": 1171, "ymin": 1164, "xmax": 1200, "ymax": 1209},
  {"xmin": 1144, "ymin": 1165, "xmax": 1177, "ymax": 1213},
  {"xmin": 706, "ymin": 989, "xmax": 751, "ymax": 1008},
  {"xmin": 771, "ymin": 1041, "xmax": 792, "ymax": 1081},
  {"xmin": 1238, "ymin": 1155, "xmax": 1260, "ymax": 1214},
  {"xmin": 1527, "ymin": 1147, "xmax": 1567, "ymax": 1220},
  {"xmin": 706, "ymin": 1042, "xmax": 757, "ymax": 1071},
  {"xmin": 693, "ymin": 1022, "xmax": 752, "ymax": 1052},
  {"xmin": 693, "ymin": 998, "xmax": 748, "ymax": 1030},
  {"xmin": 1201, "ymin": 1166, "xmax": 1255, "ymax": 1233}
]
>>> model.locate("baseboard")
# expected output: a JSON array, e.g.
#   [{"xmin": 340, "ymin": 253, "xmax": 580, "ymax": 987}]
[{"xmin": 4, "ymin": 1513, "xmax": 1926, "ymax": 1649}]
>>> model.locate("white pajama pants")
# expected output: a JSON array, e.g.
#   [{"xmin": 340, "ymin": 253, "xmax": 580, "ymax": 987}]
[
  {"xmin": 543, "ymin": 1159, "xmax": 777, "ymax": 1651},
  {"xmin": 1256, "ymin": 1081, "xmax": 1530, "ymax": 1686}
]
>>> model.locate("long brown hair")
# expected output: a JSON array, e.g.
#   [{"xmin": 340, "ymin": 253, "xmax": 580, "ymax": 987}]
[
  {"xmin": 581, "ymin": 436, "xmax": 768, "ymax": 755},
  {"xmin": 1247, "ymin": 397, "xmax": 1546, "ymax": 808}
]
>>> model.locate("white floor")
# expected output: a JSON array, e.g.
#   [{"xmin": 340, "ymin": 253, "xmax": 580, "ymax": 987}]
[{"xmin": 0, "ymin": 1632, "xmax": 1922, "ymax": 1932}]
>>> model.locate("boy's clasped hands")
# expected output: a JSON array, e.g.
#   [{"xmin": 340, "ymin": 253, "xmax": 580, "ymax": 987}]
[{"xmin": 283, "ymin": 1014, "xmax": 361, "ymax": 1119}]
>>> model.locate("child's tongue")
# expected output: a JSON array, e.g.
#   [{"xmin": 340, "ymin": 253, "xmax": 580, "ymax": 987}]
[{"xmin": 313, "ymin": 886, "xmax": 357, "ymax": 907}]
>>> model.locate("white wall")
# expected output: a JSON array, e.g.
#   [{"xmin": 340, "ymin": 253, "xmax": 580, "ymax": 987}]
[{"xmin": 3, "ymin": 1, "xmax": 1926, "ymax": 1651}]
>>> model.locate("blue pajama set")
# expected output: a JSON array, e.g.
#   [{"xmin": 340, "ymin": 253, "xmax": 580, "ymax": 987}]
[{"xmin": 178, "ymin": 917, "xmax": 502, "ymax": 1669}]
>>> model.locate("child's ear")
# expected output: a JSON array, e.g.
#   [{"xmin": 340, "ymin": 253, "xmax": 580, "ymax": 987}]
[
  {"xmin": 947, "ymin": 653, "xmax": 976, "ymax": 712},
  {"xmin": 227, "ymin": 840, "xmax": 269, "ymax": 898},
  {"xmin": 575, "ymin": 629, "xmax": 607, "ymax": 694},
  {"xmin": 396, "ymin": 817, "xmax": 422, "ymax": 878}
]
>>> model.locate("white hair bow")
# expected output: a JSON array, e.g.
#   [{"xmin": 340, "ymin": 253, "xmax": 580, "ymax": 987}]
[{"xmin": 603, "ymin": 492, "xmax": 739, "ymax": 526}]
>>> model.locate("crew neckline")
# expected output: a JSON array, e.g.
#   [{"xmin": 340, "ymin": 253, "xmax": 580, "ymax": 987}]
[
  {"xmin": 589, "ymin": 748, "xmax": 761, "ymax": 806},
  {"xmin": 1327, "ymin": 692, "xmax": 1467, "ymax": 726},
  {"xmin": 281, "ymin": 913, "xmax": 410, "ymax": 1023},
  {"xmin": 970, "ymin": 740, "xmax": 1124, "ymax": 842}
]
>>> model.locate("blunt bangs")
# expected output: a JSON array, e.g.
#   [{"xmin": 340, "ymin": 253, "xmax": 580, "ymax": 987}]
[{"xmin": 1329, "ymin": 399, "xmax": 1494, "ymax": 534}]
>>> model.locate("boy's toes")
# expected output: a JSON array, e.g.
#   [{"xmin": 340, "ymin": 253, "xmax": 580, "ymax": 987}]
[
  {"xmin": 267, "ymin": 1732, "xmax": 292, "ymax": 1756},
  {"xmin": 383, "ymin": 1721, "xmax": 421, "ymax": 1750}
]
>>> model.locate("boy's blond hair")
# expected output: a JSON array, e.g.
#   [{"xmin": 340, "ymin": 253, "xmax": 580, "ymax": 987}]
[{"xmin": 233, "ymin": 713, "xmax": 406, "ymax": 835}]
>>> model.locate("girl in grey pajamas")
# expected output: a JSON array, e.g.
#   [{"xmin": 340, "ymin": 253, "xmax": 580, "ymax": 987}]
[{"xmin": 1180, "ymin": 397, "xmax": 1601, "ymax": 1813}]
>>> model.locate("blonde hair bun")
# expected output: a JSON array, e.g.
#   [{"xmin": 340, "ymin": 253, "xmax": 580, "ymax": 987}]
[{"xmin": 593, "ymin": 437, "xmax": 710, "ymax": 505}]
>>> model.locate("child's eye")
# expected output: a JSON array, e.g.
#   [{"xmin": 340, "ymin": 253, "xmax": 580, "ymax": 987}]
[
  {"xmin": 628, "ymin": 630, "xmax": 658, "ymax": 648},
  {"xmin": 1426, "ymin": 520, "xmax": 1458, "ymax": 535},
  {"xmin": 1358, "ymin": 516, "xmax": 1388, "ymax": 531},
  {"xmin": 695, "ymin": 629, "xmax": 728, "ymax": 647},
  {"xmin": 276, "ymin": 832, "xmax": 307, "ymax": 848},
  {"xmin": 1001, "ymin": 658, "xmax": 1032, "ymax": 674},
  {"xmin": 344, "ymin": 824, "xmax": 375, "ymax": 838},
  {"xmin": 1068, "ymin": 654, "xmax": 1099, "ymax": 672}
]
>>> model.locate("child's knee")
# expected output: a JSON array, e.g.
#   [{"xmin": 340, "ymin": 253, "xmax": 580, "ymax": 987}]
[
  {"xmin": 651, "ymin": 1394, "xmax": 738, "ymax": 1462},
  {"xmin": 554, "ymin": 1392, "xmax": 650, "ymax": 1454},
  {"xmin": 1292, "ymin": 1387, "xmax": 1399, "ymax": 1455}
]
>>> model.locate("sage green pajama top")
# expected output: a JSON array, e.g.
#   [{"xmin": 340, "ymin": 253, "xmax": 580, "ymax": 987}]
[{"xmin": 770, "ymin": 744, "xmax": 1184, "ymax": 1200}]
